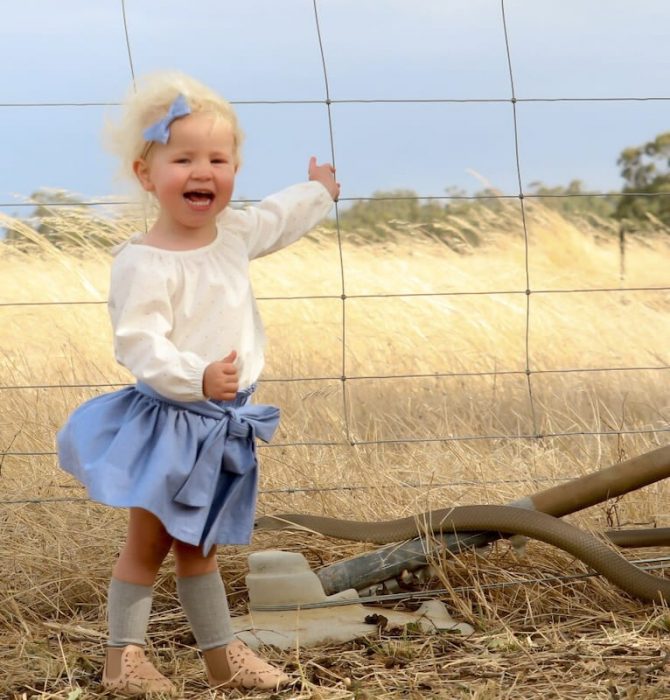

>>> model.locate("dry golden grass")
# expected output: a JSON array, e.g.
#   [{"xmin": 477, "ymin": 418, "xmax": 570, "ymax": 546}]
[{"xmin": 1, "ymin": 200, "xmax": 670, "ymax": 698}]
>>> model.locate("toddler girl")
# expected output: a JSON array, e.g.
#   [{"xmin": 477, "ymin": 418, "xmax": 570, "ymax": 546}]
[{"xmin": 57, "ymin": 71, "xmax": 339, "ymax": 695}]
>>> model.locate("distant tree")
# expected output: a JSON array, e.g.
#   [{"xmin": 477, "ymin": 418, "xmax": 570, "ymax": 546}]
[
  {"xmin": 4, "ymin": 188, "xmax": 118, "ymax": 248},
  {"xmin": 615, "ymin": 131, "xmax": 670, "ymax": 225},
  {"xmin": 339, "ymin": 187, "xmax": 500, "ymax": 232},
  {"xmin": 442, "ymin": 186, "xmax": 506, "ymax": 217},
  {"xmin": 339, "ymin": 189, "xmax": 424, "ymax": 231},
  {"xmin": 527, "ymin": 179, "xmax": 618, "ymax": 219},
  {"xmin": 4, "ymin": 189, "xmax": 83, "ymax": 245}
]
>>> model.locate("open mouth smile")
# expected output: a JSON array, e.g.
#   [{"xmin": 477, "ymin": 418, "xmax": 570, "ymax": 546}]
[{"xmin": 183, "ymin": 190, "xmax": 215, "ymax": 210}]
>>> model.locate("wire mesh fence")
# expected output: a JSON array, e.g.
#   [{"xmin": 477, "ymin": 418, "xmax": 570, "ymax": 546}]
[{"xmin": 1, "ymin": 0, "xmax": 668, "ymax": 511}]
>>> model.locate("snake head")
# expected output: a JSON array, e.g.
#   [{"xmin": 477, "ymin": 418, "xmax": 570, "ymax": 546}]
[{"xmin": 254, "ymin": 515, "xmax": 287, "ymax": 531}]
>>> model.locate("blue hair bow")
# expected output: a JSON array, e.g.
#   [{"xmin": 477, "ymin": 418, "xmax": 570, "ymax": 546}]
[{"xmin": 143, "ymin": 94, "xmax": 191, "ymax": 145}]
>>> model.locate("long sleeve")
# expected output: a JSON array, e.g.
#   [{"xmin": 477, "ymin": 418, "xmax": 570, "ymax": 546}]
[
  {"xmin": 108, "ymin": 252, "xmax": 209, "ymax": 401},
  {"xmin": 229, "ymin": 181, "xmax": 334, "ymax": 260},
  {"xmin": 105, "ymin": 180, "xmax": 334, "ymax": 399}
]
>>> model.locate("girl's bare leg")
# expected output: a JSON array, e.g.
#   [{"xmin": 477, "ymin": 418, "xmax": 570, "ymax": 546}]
[
  {"xmin": 113, "ymin": 508, "xmax": 174, "ymax": 585},
  {"xmin": 173, "ymin": 541, "xmax": 289, "ymax": 690},
  {"xmin": 103, "ymin": 508, "xmax": 175, "ymax": 694},
  {"xmin": 172, "ymin": 540, "xmax": 218, "ymax": 577}
]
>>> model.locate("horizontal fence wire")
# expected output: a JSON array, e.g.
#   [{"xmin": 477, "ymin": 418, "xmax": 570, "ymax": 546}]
[
  {"xmin": 1, "ymin": 0, "xmax": 668, "ymax": 514},
  {"xmin": 3, "ymin": 190, "xmax": 670, "ymax": 210},
  {"xmin": 3, "ymin": 96, "xmax": 670, "ymax": 107},
  {"xmin": 0, "ymin": 475, "xmax": 597, "ymax": 507},
  {"xmin": 3, "ymin": 426, "xmax": 668, "ymax": 462},
  {"xmin": 3, "ymin": 285, "xmax": 670, "ymax": 308},
  {"xmin": 2, "ymin": 365, "xmax": 670, "ymax": 393}
]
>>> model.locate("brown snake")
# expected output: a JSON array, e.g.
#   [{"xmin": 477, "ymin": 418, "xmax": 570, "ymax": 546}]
[{"xmin": 255, "ymin": 505, "xmax": 670, "ymax": 603}]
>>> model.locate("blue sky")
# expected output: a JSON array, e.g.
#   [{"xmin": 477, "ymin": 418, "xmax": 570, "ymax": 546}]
[{"xmin": 1, "ymin": 0, "xmax": 670, "ymax": 211}]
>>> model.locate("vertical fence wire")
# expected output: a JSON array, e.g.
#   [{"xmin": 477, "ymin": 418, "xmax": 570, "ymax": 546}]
[
  {"xmin": 499, "ymin": 0, "xmax": 539, "ymax": 438},
  {"xmin": 120, "ymin": 0, "xmax": 137, "ymax": 88},
  {"xmin": 311, "ymin": 0, "xmax": 352, "ymax": 445}
]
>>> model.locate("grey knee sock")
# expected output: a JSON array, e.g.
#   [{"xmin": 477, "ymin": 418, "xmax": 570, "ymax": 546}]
[
  {"xmin": 177, "ymin": 571, "xmax": 235, "ymax": 651},
  {"xmin": 107, "ymin": 578, "xmax": 153, "ymax": 647}
]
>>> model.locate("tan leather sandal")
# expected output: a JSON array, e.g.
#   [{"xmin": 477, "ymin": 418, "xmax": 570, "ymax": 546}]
[
  {"xmin": 102, "ymin": 644, "xmax": 176, "ymax": 696},
  {"xmin": 203, "ymin": 639, "xmax": 290, "ymax": 691}
]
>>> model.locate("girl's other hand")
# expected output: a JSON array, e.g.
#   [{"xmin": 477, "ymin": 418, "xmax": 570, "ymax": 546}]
[
  {"xmin": 203, "ymin": 350, "xmax": 239, "ymax": 401},
  {"xmin": 308, "ymin": 156, "xmax": 340, "ymax": 201}
]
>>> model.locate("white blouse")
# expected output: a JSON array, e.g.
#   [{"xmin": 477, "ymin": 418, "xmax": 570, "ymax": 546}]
[{"xmin": 108, "ymin": 181, "xmax": 334, "ymax": 401}]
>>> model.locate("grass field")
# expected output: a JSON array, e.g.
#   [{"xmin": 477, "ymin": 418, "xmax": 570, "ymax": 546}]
[{"xmin": 1, "ymin": 201, "xmax": 669, "ymax": 698}]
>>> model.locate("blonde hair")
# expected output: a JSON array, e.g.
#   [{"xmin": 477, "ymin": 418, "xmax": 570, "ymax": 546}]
[{"xmin": 105, "ymin": 71, "xmax": 244, "ymax": 186}]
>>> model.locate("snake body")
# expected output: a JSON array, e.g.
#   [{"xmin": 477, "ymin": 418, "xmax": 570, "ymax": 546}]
[{"xmin": 255, "ymin": 505, "xmax": 670, "ymax": 603}]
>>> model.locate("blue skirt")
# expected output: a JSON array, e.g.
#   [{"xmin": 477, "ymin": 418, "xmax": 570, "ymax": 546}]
[{"xmin": 57, "ymin": 382, "xmax": 280, "ymax": 555}]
